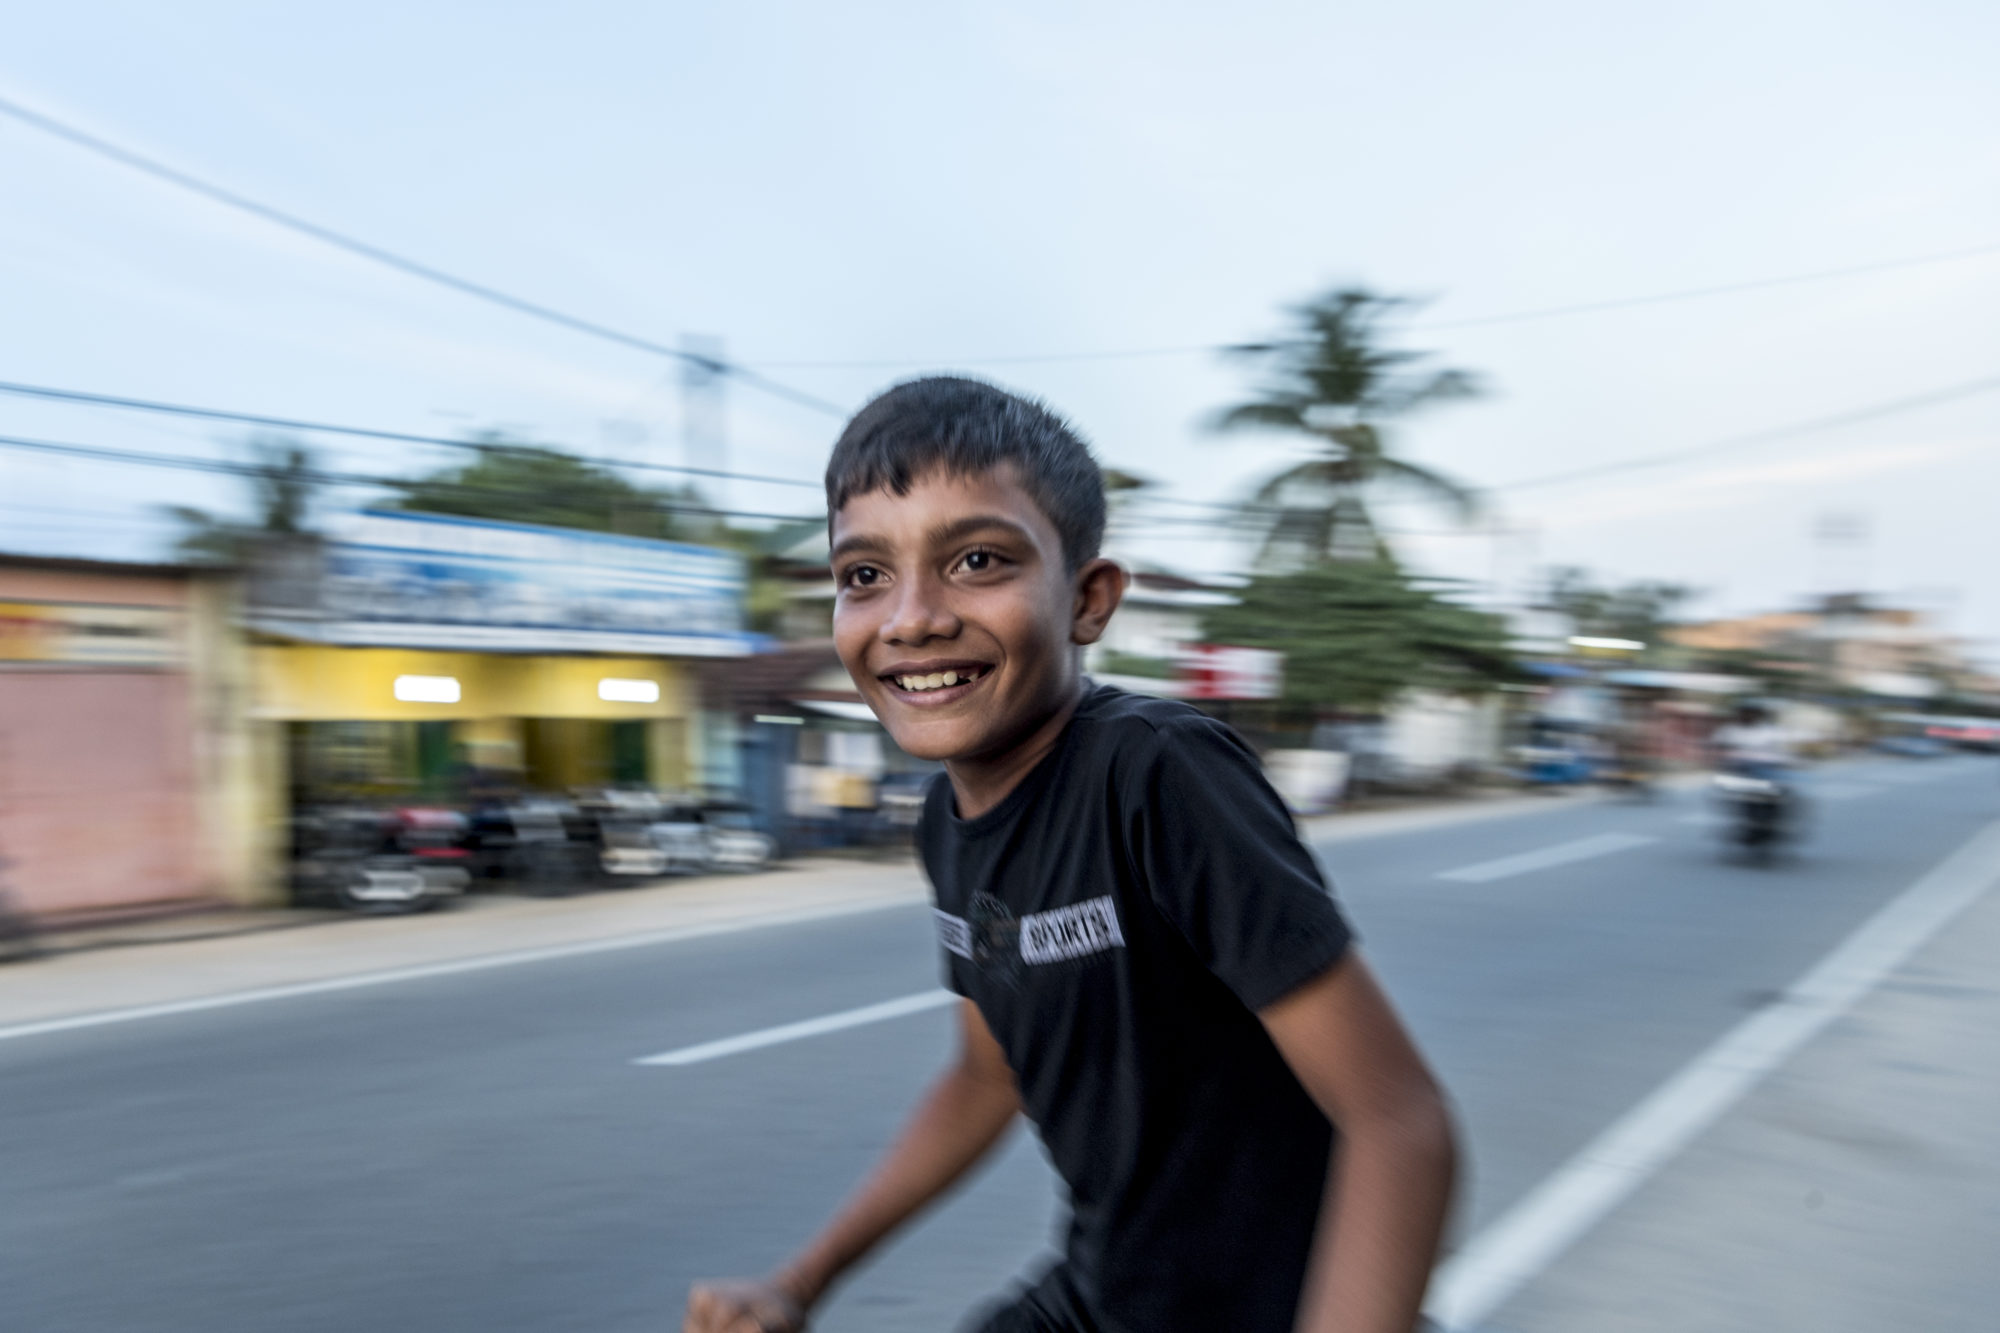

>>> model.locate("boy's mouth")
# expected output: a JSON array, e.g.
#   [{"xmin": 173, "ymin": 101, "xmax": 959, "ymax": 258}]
[{"xmin": 878, "ymin": 661, "xmax": 993, "ymax": 706}]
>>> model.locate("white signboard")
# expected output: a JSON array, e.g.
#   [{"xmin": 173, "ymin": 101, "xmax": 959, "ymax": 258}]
[{"xmin": 304, "ymin": 510, "xmax": 752, "ymax": 656}]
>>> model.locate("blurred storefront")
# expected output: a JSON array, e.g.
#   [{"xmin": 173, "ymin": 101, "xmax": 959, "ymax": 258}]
[
  {"xmin": 700, "ymin": 640, "xmax": 935, "ymax": 852},
  {"xmin": 245, "ymin": 509, "xmax": 754, "ymax": 820},
  {"xmin": 0, "ymin": 555, "xmax": 264, "ymax": 919}
]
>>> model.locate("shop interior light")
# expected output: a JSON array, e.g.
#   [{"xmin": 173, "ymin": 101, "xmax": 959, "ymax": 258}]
[
  {"xmin": 598, "ymin": 678, "xmax": 660, "ymax": 704},
  {"xmin": 394, "ymin": 674, "xmax": 461, "ymax": 703},
  {"xmin": 1568, "ymin": 636, "xmax": 1646, "ymax": 651},
  {"xmin": 753, "ymin": 713, "xmax": 805, "ymax": 726}
]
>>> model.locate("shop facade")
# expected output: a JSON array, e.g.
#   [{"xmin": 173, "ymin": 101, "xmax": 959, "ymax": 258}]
[
  {"xmin": 246, "ymin": 509, "xmax": 754, "ymax": 829},
  {"xmin": 0, "ymin": 555, "xmax": 264, "ymax": 918}
]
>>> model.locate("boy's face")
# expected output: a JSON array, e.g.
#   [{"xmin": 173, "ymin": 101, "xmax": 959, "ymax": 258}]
[{"xmin": 830, "ymin": 466, "xmax": 1117, "ymax": 764}]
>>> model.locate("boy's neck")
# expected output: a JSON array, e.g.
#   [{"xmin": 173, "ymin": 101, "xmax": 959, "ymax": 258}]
[{"xmin": 944, "ymin": 679, "xmax": 1086, "ymax": 821}]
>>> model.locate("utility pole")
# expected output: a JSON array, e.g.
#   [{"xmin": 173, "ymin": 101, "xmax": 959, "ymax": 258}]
[{"xmin": 679, "ymin": 333, "xmax": 728, "ymax": 514}]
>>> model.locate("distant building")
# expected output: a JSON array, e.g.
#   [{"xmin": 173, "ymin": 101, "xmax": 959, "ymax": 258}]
[
  {"xmin": 1084, "ymin": 564, "xmax": 1240, "ymax": 697},
  {"xmin": 1670, "ymin": 594, "xmax": 1979, "ymax": 702}
]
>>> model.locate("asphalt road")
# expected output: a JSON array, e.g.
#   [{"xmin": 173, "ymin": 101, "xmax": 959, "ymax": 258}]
[{"xmin": 4, "ymin": 755, "xmax": 1996, "ymax": 1332}]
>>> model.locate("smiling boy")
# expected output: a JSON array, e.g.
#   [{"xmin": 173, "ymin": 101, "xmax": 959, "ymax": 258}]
[{"xmin": 686, "ymin": 377, "xmax": 1457, "ymax": 1333}]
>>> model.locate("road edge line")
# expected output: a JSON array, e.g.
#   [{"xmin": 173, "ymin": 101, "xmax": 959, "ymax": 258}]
[
  {"xmin": 1425, "ymin": 815, "xmax": 2000, "ymax": 1331},
  {"xmin": 0, "ymin": 892, "xmax": 925, "ymax": 1044}
]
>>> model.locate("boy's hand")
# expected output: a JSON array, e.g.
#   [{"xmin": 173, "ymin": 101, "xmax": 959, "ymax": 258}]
[{"xmin": 682, "ymin": 1277, "xmax": 808, "ymax": 1333}]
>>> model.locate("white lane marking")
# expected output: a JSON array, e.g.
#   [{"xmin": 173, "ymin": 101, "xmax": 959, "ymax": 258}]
[
  {"xmin": 1426, "ymin": 815, "xmax": 2000, "ymax": 1332},
  {"xmin": 0, "ymin": 895, "xmax": 921, "ymax": 1045},
  {"xmin": 1437, "ymin": 833, "xmax": 1657, "ymax": 884},
  {"xmin": 633, "ymin": 989, "xmax": 956, "ymax": 1066}
]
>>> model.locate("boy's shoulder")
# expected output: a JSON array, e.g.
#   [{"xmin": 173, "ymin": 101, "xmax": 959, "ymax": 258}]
[
  {"xmin": 1076, "ymin": 679, "xmax": 1224, "ymax": 733},
  {"xmin": 1070, "ymin": 681, "xmax": 1247, "ymax": 768}
]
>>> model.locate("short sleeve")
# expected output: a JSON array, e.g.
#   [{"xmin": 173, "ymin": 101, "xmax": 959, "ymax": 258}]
[
  {"xmin": 1132, "ymin": 715, "xmax": 1353, "ymax": 1011},
  {"xmin": 915, "ymin": 777, "xmax": 973, "ymax": 997}
]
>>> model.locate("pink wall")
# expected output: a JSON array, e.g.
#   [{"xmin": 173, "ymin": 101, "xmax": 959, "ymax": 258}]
[
  {"xmin": 0, "ymin": 565, "xmax": 206, "ymax": 916},
  {"xmin": 0, "ymin": 671, "xmax": 205, "ymax": 916}
]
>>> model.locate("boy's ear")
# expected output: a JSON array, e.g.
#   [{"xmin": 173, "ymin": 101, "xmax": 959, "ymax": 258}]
[{"xmin": 1070, "ymin": 558, "xmax": 1127, "ymax": 646}]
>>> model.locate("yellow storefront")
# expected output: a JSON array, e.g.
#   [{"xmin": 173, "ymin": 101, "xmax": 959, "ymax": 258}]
[
  {"xmin": 243, "ymin": 508, "xmax": 752, "ymax": 837},
  {"xmin": 254, "ymin": 645, "xmax": 699, "ymax": 797}
]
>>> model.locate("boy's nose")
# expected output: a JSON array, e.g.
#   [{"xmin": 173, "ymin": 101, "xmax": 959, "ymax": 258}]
[{"xmin": 882, "ymin": 574, "xmax": 960, "ymax": 645}]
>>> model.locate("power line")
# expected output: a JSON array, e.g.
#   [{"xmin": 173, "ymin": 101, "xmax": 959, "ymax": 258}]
[
  {"xmin": 1113, "ymin": 372, "xmax": 2000, "ymax": 522},
  {"xmin": 1494, "ymin": 373, "xmax": 2000, "ymax": 492},
  {"xmin": 0, "ymin": 431, "xmax": 824, "ymax": 524},
  {"xmin": 0, "ymin": 92, "xmax": 848, "ymax": 419},
  {"xmin": 0, "ymin": 378, "xmax": 823, "ymax": 490},
  {"xmin": 1414, "ymin": 242, "xmax": 2000, "ymax": 333},
  {"xmin": 746, "ymin": 241, "xmax": 2000, "ymax": 371}
]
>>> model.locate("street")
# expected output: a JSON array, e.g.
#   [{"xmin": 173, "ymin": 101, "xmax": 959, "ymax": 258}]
[{"xmin": 5, "ymin": 756, "xmax": 1998, "ymax": 1332}]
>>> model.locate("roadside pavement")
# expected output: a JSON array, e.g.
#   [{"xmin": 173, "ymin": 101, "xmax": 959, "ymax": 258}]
[
  {"xmin": 1481, "ymin": 824, "xmax": 2000, "ymax": 1332},
  {"xmin": 0, "ymin": 856, "xmax": 930, "ymax": 1031},
  {"xmin": 0, "ymin": 783, "xmax": 1618, "ymax": 1031}
]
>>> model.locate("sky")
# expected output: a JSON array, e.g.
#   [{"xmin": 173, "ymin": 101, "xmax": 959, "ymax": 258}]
[{"xmin": 2, "ymin": 1, "xmax": 1996, "ymax": 662}]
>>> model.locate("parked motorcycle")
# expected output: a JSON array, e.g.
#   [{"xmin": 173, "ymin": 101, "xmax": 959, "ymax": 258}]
[
  {"xmin": 290, "ymin": 805, "xmax": 470, "ymax": 913},
  {"xmin": 586, "ymin": 791, "xmax": 775, "ymax": 880}
]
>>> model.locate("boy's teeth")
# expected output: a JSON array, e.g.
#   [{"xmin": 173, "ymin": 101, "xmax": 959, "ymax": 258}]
[{"xmin": 897, "ymin": 669, "xmax": 976, "ymax": 692}]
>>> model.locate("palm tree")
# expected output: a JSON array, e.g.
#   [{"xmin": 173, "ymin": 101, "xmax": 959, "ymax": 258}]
[{"xmin": 1212, "ymin": 288, "xmax": 1483, "ymax": 567}]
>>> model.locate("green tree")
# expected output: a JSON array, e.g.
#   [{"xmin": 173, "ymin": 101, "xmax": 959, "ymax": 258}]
[
  {"xmin": 1213, "ymin": 289, "xmax": 1483, "ymax": 566},
  {"xmin": 164, "ymin": 433, "xmax": 321, "ymax": 563},
  {"xmin": 1201, "ymin": 558, "xmax": 1516, "ymax": 728},
  {"xmin": 1545, "ymin": 566, "xmax": 1695, "ymax": 651},
  {"xmin": 388, "ymin": 433, "xmax": 719, "ymax": 542}
]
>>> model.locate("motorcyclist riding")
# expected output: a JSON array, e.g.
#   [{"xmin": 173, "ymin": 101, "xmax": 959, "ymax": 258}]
[
  {"xmin": 1712, "ymin": 701, "xmax": 1795, "ymax": 782},
  {"xmin": 1710, "ymin": 701, "xmax": 1799, "ymax": 860}
]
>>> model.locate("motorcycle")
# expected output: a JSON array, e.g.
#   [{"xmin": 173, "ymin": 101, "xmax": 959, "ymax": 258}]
[
  {"xmin": 1711, "ymin": 769, "xmax": 1796, "ymax": 863},
  {"xmin": 291, "ymin": 805, "xmax": 470, "ymax": 913},
  {"xmin": 587, "ymin": 791, "xmax": 776, "ymax": 880}
]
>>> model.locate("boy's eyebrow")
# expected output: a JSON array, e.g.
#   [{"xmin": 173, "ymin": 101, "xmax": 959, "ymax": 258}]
[
  {"xmin": 829, "ymin": 514, "xmax": 1037, "ymax": 564},
  {"xmin": 926, "ymin": 514, "xmax": 1036, "ymax": 549},
  {"xmin": 828, "ymin": 532, "xmax": 890, "ymax": 563}
]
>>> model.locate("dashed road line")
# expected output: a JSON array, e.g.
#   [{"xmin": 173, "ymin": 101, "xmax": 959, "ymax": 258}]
[
  {"xmin": 1437, "ymin": 833, "xmax": 1657, "ymax": 884},
  {"xmin": 633, "ymin": 989, "xmax": 956, "ymax": 1066}
]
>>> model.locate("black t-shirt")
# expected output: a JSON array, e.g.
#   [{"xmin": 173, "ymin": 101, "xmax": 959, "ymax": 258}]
[{"xmin": 918, "ymin": 683, "xmax": 1354, "ymax": 1333}]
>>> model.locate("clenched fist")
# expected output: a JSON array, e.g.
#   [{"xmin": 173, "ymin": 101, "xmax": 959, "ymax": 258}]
[{"xmin": 683, "ymin": 1277, "xmax": 809, "ymax": 1333}]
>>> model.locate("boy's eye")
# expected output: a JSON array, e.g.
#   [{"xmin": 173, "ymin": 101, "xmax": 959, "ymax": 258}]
[
  {"xmin": 958, "ymin": 549, "xmax": 1000, "ymax": 574},
  {"xmin": 843, "ymin": 565, "xmax": 883, "ymax": 588}
]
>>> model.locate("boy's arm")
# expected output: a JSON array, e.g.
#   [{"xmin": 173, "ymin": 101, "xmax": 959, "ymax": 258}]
[
  {"xmin": 684, "ymin": 998, "xmax": 1021, "ymax": 1333},
  {"xmin": 1260, "ymin": 951, "xmax": 1459, "ymax": 1333}
]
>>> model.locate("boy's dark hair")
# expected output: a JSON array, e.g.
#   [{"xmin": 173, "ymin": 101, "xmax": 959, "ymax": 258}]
[{"xmin": 826, "ymin": 376, "xmax": 1107, "ymax": 570}]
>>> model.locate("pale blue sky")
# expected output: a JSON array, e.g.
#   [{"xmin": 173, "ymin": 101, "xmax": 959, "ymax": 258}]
[{"xmin": 3, "ymin": 2, "xmax": 1996, "ymax": 655}]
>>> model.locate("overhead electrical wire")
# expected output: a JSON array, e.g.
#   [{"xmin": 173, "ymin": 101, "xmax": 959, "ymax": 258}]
[
  {"xmin": 1492, "ymin": 372, "xmax": 2000, "ymax": 492},
  {"xmin": 6, "ymin": 370, "xmax": 1989, "ymax": 540},
  {"xmin": 0, "ymin": 431, "xmax": 824, "ymax": 525},
  {"xmin": 1102, "ymin": 370, "xmax": 2000, "ymax": 532},
  {"xmin": 0, "ymin": 92, "xmax": 848, "ymax": 418},
  {"xmin": 0, "ymin": 378, "xmax": 823, "ymax": 490}
]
